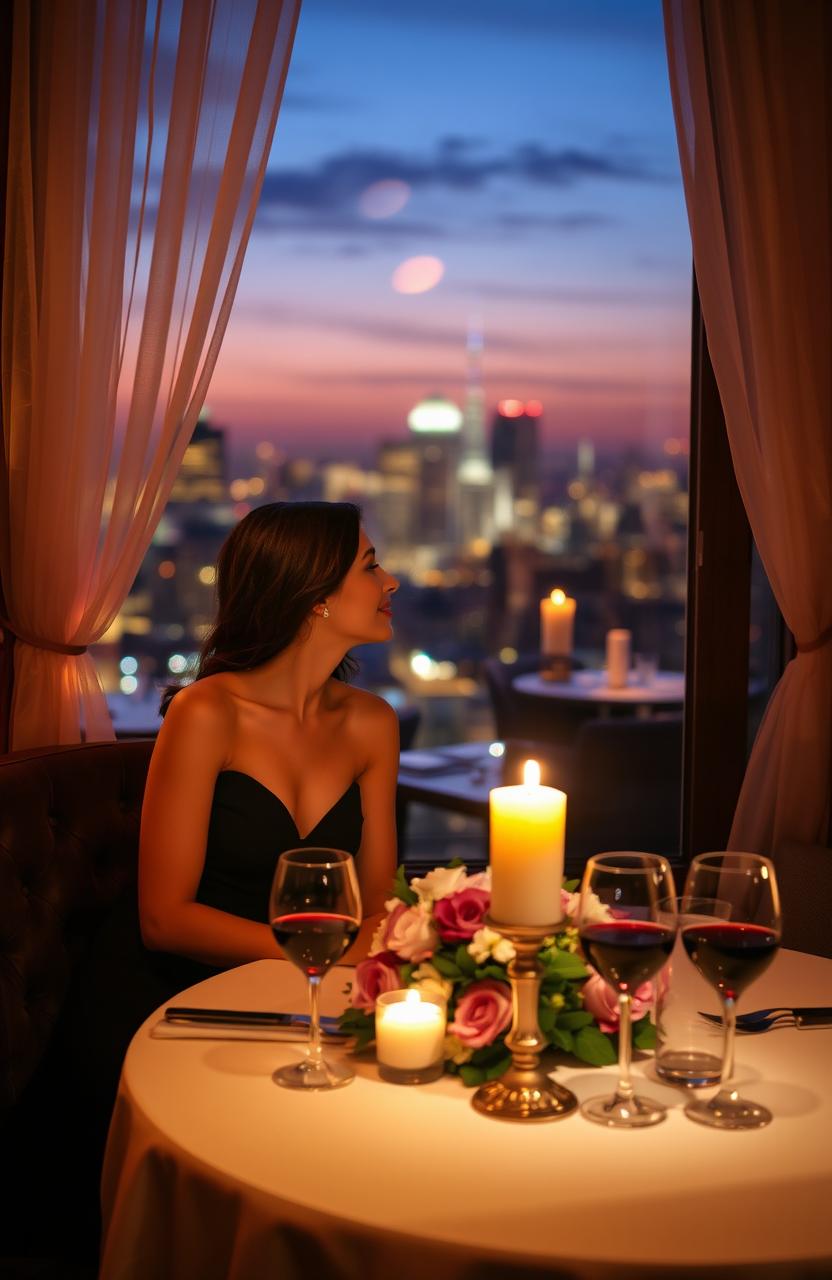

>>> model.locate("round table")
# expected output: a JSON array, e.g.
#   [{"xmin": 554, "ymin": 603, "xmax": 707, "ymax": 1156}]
[
  {"xmin": 513, "ymin": 669, "xmax": 685, "ymax": 708},
  {"xmin": 100, "ymin": 950, "xmax": 832, "ymax": 1280}
]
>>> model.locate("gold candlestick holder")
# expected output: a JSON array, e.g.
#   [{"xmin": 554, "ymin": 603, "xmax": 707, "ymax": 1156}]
[{"xmin": 472, "ymin": 916, "xmax": 578, "ymax": 1122}]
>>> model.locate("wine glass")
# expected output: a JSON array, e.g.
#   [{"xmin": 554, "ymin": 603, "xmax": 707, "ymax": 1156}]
[
  {"xmin": 269, "ymin": 846, "xmax": 362, "ymax": 1091},
  {"xmin": 578, "ymin": 852, "xmax": 678, "ymax": 1127},
  {"xmin": 681, "ymin": 852, "xmax": 781, "ymax": 1129}
]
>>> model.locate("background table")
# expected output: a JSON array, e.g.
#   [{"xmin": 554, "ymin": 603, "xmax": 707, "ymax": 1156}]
[
  {"xmin": 100, "ymin": 950, "xmax": 832, "ymax": 1280},
  {"xmin": 513, "ymin": 669, "xmax": 686, "ymax": 709}
]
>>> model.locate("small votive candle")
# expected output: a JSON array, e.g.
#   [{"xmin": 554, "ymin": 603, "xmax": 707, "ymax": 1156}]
[
  {"xmin": 606, "ymin": 628, "xmax": 631, "ymax": 689},
  {"xmin": 375, "ymin": 989, "xmax": 446, "ymax": 1085}
]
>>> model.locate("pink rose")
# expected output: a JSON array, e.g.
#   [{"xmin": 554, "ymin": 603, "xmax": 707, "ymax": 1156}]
[
  {"xmin": 434, "ymin": 887, "xmax": 490, "ymax": 942},
  {"xmin": 381, "ymin": 901, "xmax": 438, "ymax": 962},
  {"xmin": 582, "ymin": 969, "xmax": 653, "ymax": 1033},
  {"xmin": 350, "ymin": 952, "xmax": 401, "ymax": 1012},
  {"xmin": 448, "ymin": 978, "xmax": 512, "ymax": 1049}
]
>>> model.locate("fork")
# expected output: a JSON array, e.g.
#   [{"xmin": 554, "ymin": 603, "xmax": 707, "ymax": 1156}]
[{"xmin": 698, "ymin": 1006, "xmax": 832, "ymax": 1032}]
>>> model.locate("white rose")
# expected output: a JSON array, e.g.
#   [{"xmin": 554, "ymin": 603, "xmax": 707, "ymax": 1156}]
[
  {"xmin": 410, "ymin": 865, "xmax": 468, "ymax": 903},
  {"xmin": 567, "ymin": 889, "xmax": 612, "ymax": 926},
  {"xmin": 410, "ymin": 962, "xmax": 453, "ymax": 1003},
  {"xmin": 464, "ymin": 867, "xmax": 491, "ymax": 892},
  {"xmin": 444, "ymin": 1033, "xmax": 473, "ymax": 1065},
  {"xmin": 369, "ymin": 914, "xmax": 389, "ymax": 956},
  {"xmin": 467, "ymin": 926, "xmax": 516, "ymax": 966},
  {"xmin": 385, "ymin": 901, "xmax": 439, "ymax": 962}
]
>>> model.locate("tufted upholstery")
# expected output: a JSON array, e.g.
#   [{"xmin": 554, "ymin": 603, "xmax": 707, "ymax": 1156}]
[{"xmin": 0, "ymin": 739, "xmax": 154, "ymax": 1113}]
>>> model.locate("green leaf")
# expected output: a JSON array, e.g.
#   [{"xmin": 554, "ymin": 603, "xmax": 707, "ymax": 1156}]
[
  {"xmin": 542, "ymin": 950, "xmax": 588, "ymax": 980},
  {"xmin": 563, "ymin": 878, "xmax": 579, "ymax": 893},
  {"xmin": 353, "ymin": 1025, "xmax": 376, "ymax": 1051},
  {"xmin": 473, "ymin": 963, "xmax": 509, "ymax": 982},
  {"xmin": 483, "ymin": 1051, "xmax": 511, "ymax": 1080},
  {"xmin": 459, "ymin": 1063, "xmax": 486, "ymax": 1087},
  {"xmin": 391, "ymin": 864, "xmax": 418, "ymax": 906},
  {"xmin": 469, "ymin": 1040, "xmax": 509, "ymax": 1067},
  {"xmin": 399, "ymin": 963, "xmax": 415, "ymax": 986},
  {"xmin": 455, "ymin": 945, "xmax": 477, "ymax": 976},
  {"xmin": 557, "ymin": 1010, "xmax": 593, "ymax": 1031},
  {"xmin": 432, "ymin": 953, "xmax": 462, "ymax": 979},
  {"xmin": 633, "ymin": 1017, "xmax": 657, "ymax": 1050},
  {"xmin": 538, "ymin": 1005, "xmax": 557, "ymax": 1034},
  {"xmin": 550, "ymin": 1027, "xmax": 574, "ymax": 1054},
  {"xmin": 447, "ymin": 857, "xmax": 466, "ymax": 869},
  {"xmin": 573, "ymin": 1025, "xmax": 617, "ymax": 1066}
]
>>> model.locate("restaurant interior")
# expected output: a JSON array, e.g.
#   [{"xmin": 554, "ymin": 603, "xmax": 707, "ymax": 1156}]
[{"xmin": 1, "ymin": 2, "xmax": 830, "ymax": 1278}]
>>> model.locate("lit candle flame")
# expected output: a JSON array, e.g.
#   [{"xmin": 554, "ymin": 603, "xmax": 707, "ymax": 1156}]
[
  {"xmin": 550, "ymin": 588, "xmax": 566, "ymax": 606},
  {"xmin": 405, "ymin": 988, "xmax": 421, "ymax": 1005},
  {"xmin": 522, "ymin": 759, "xmax": 540, "ymax": 787}
]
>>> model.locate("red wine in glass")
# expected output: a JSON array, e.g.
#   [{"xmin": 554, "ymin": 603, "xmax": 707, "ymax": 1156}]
[
  {"xmin": 681, "ymin": 852, "xmax": 781, "ymax": 1130},
  {"xmin": 580, "ymin": 920, "xmax": 676, "ymax": 993},
  {"xmin": 577, "ymin": 852, "xmax": 678, "ymax": 1129},
  {"xmin": 681, "ymin": 922, "xmax": 778, "ymax": 1002},
  {"xmin": 269, "ymin": 847, "xmax": 362, "ymax": 1091},
  {"xmin": 271, "ymin": 912, "xmax": 359, "ymax": 978}
]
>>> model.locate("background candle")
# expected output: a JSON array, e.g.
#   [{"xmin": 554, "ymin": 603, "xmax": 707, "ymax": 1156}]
[
  {"xmin": 606, "ymin": 628, "xmax": 631, "ymax": 689},
  {"xmin": 540, "ymin": 589, "xmax": 576, "ymax": 657},
  {"xmin": 376, "ymin": 990, "xmax": 446, "ymax": 1071},
  {"xmin": 489, "ymin": 760, "xmax": 565, "ymax": 926}
]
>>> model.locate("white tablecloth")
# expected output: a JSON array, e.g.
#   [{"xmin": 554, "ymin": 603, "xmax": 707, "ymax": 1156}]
[
  {"xmin": 513, "ymin": 670, "xmax": 686, "ymax": 705},
  {"xmin": 100, "ymin": 949, "xmax": 832, "ymax": 1279}
]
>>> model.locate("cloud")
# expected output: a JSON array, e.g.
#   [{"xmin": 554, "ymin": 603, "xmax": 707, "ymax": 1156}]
[
  {"xmin": 257, "ymin": 136, "xmax": 668, "ymax": 221},
  {"xmin": 451, "ymin": 280, "xmax": 687, "ymax": 308},
  {"xmin": 494, "ymin": 212, "xmax": 616, "ymax": 232}
]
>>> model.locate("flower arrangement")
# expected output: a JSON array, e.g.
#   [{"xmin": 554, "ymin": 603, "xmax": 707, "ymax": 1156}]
[{"xmin": 339, "ymin": 862, "xmax": 656, "ymax": 1086}]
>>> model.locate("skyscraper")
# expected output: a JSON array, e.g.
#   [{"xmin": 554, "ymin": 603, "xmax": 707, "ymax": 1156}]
[
  {"xmin": 491, "ymin": 400, "xmax": 543, "ymax": 541},
  {"xmin": 407, "ymin": 394, "xmax": 462, "ymax": 549},
  {"xmin": 456, "ymin": 323, "xmax": 495, "ymax": 549}
]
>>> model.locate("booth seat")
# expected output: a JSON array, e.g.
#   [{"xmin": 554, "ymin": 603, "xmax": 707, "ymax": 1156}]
[{"xmin": 0, "ymin": 739, "xmax": 154, "ymax": 1274}]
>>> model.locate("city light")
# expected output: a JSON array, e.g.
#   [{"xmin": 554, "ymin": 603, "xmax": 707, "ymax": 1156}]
[
  {"xmin": 119, "ymin": 676, "xmax": 138, "ymax": 695},
  {"xmin": 499, "ymin": 647, "xmax": 518, "ymax": 663},
  {"xmin": 229, "ymin": 478, "xmax": 248, "ymax": 500},
  {"xmin": 119, "ymin": 656, "xmax": 138, "ymax": 675},
  {"xmin": 197, "ymin": 566, "xmax": 216, "ymax": 585},
  {"xmin": 489, "ymin": 741, "xmax": 506, "ymax": 758},
  {"xmin": 168, "ymin": 653, "xmax": 188, "ymax": 674},
  {"xmin": 392, "ymin": 255, "xmax": 444, "ymax": 295},
  {"xmin": 497, "ymin": 399, "xmax": 524, "ymax": 418},
  {"xmin": 407, "ymin": 396, "xmax": 462, "ymax": 434},
  {"xmin": 158, "ymin": 560, "xmax": 176, "ymax": 579}
]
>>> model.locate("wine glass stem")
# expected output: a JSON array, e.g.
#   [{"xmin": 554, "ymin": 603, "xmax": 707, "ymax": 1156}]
[
  {"xmin": 616, "ymin": 992, "xmax": 634, "ymax": 1101},
  {"xmin": 720, "ymin": 995, "xmax": 736, "ymax": 1090},
  {"xmin": 307, "ymin": 975, "xmax": 323, "ymax": 1065}
]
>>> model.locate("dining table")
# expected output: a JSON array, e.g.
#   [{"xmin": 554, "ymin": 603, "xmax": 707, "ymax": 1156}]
[
  {"xmin": 512, "ymin": 668, "xmax": 686, "ymax": 712},
  {"xmin": 99, "ymin": 947, "xmax": 832, "ymax": 1280}
]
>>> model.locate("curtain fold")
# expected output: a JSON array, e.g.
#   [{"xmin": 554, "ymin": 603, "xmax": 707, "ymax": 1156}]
[
  {"xmin": 1, "ymin": 0, "xmax": 300, "ymax": 749},
  {"xmin": 663, "ymin": 0, "xmax": 832, "ymax": 852}
]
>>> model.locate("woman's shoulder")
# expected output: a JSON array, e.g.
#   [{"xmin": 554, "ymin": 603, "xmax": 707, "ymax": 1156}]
[
  {"xmin": 162, "ymin": 674, "xmax": 238, "ymax": 736},
  {"xmin": 331, "ymin": 683, "xmax": 399, "ymax": 735}
]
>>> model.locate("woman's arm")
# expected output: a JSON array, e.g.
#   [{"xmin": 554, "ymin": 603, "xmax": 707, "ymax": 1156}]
[
  {"xmin": 346, "ymin": 694, "xmax": 400, "ymax": 961},
  {"xmin": 139, "ymin": 682, "xmax": 282, "ymax": 967}
]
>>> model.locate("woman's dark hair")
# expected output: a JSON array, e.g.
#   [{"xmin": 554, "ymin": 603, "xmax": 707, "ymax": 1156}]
[{"xmin": 160, "ymin": 501, "xmax": 361, "ymax": 715}]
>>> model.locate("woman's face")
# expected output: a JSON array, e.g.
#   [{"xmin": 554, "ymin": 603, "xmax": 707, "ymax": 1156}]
[{"xmin": 327, "ymin": 527, "xmax": 399, "ymax": 643}]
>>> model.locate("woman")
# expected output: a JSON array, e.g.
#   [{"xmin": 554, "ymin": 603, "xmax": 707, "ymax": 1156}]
[{"xmin": 139, "ymin": 500, "xmax": 400, "ymax": 972}]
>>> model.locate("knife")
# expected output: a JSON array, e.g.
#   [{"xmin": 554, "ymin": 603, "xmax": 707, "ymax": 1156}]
[{"xmin": 164, "ymin": 1005, "xmax": 348, "ymax": 1035}]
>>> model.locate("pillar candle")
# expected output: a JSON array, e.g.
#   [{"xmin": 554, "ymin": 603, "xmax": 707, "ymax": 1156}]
[
  {"xmin": 606, "ymin": 628, "xmax": 631, "ymax": 689},
  {"xmin": 489, "ymin": 760, "xmax": 565, "ymax": 926},
  {"xmin": 539, "ymin": 589, "xmax": 576, "ymax": 657},
  {"xmin": 375, "ymin": 990, "xmax": 446, "ymax": 1070}
]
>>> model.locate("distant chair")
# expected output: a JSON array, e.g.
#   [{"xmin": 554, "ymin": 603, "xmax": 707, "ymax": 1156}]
[
  {"xmin": 481, "ymin": 653, "xmax": 591, "ymax": 746},
  {"xmin": 565, "ymin": 714, "xmax": 683, "ymax": 860}
]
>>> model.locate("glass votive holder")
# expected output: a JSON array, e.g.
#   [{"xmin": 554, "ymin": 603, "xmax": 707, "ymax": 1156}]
[{"xmin": 375, "ymin": 989, "xmax": 446, "ymax": 1085}]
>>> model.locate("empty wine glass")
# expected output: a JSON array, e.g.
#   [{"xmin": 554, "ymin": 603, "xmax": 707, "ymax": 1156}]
[
  {"xmin": 578, "ymin": 852, "xmax": 678, "ymax": 1127},
  {"xmin": 681, "ymin": 852, "xmax": 781, "ymax": 1129},
  {"xmin": 269, "ymin": 847, "xmax": 362, "ymax": 1091}
]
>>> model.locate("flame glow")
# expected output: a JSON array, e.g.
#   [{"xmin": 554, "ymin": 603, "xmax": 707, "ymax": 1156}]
[
  {"xmin": 551, "ymin": 588, "xmax": 566, "ymax": 605},
  {"xmin": 523, "ymin": 759, "xmax": 541, "ymax": 787}
]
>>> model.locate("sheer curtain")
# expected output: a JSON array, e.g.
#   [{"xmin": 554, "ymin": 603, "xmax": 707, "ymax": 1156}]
[
  {"xmin": 0, "ymin": 0, "xmax": 300, "ymax": 749},
  {"xmin": 664, "ymin": 1, "xmax": 832, "ymax": 852}
]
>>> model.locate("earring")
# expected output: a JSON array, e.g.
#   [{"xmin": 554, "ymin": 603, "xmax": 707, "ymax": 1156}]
[{"xmin": 322, "ymin": 606, "xmax": 329, "ymax": 618}]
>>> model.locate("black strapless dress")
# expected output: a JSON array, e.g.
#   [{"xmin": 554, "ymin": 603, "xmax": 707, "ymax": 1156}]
[{"xmin": 72, "ymin": 771, "xmax": 363, "ymax": 1109}]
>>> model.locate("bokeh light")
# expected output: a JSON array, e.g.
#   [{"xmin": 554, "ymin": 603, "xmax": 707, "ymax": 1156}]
[
  {"xmin": 391, "ymin": 255, "xmax": 445, "ymax": 295},
  {"xmin": 359, "ymin": 179, "xmax": 411, "ymax": 219}
]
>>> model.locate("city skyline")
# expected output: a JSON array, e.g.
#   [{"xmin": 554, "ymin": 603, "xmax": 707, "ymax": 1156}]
[{"xmin": 205, "ymin": 0, "xmax": 692, "ymax": 459}]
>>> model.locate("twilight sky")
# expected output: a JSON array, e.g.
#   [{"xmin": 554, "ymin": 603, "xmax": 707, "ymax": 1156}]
[{"xmin": 207, "ymin": 0, "xmax": 692, "ymax": 462}]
